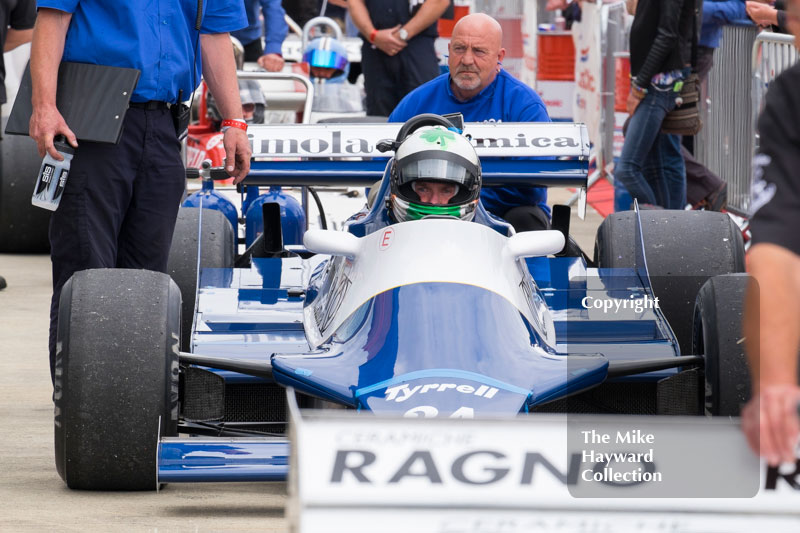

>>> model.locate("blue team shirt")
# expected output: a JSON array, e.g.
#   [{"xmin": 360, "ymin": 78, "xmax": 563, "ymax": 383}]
[
  {"xmin": 389, "ymin": 69, "xmax": 551, "ymax": 218},
  {"xmin": 37, "ymin": 0, "xmax": 247, "ymax": 103},
  {"xmin": 700, "ymin": 0, "xmax": 748, "ymax": 49},
  {"xmin": 231, "ymin": 0, "xmax": 288, "ymax": 55}
]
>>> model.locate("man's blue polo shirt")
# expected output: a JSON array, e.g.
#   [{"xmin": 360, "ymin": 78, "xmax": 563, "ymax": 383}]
[
  {"xmin": 37, "ymin": 0, "xmax": 246, "ymax": 103},
  {"xmin": 389, "ymin": 70, "xmax": 551, "ymax": 218},
  {"xmin": 231, "ymin": 0, "xmax": 288, "ymax": 56}
]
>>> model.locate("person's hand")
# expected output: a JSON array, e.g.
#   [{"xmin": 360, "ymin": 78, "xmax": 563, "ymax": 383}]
[
  {"xmin": 223, "ymin": 127, "xmax": 251, "ymax": 184},
  {"xmin": 746, "ymin": 1, "xmax": 779, "ymax": 27},
  {"xmin": 545, "ymin": 0, "xmax": 569, "ymax": 11},
  {"xmin": 373, "ymin": 25, "xmax": 407, "ymax": 56},
  {"xmin": 258, "ymin": 53, "xmax": 284, "ymax": 72},
  {"xmin": 741, "ymin": 384, "xmax": 800, "ymax": 466},
  {"xmin": 29, "ymin": 103, "xmax": 78, "ymax": 159},
  {"xmin": 626, "ymin": 89, "xmax": 644, "ymax": 115}
]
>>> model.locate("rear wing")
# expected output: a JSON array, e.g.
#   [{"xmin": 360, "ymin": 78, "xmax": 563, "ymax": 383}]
[{"xmin": 244, "ymin": 122, "xmax": 590, "ymax": 188}]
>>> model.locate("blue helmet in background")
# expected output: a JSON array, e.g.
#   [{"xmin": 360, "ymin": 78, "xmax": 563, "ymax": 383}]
[{"xmin": 303, "ymin": 36, "xmax": 349, "ymax": 84}]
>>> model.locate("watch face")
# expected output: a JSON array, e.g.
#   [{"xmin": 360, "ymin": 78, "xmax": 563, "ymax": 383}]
[{"xmin": 399, "ymin": 29, "xmax": 408, "ymax": 41}]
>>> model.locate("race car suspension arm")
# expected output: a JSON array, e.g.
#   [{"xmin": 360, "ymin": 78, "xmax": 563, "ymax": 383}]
[
  {"xmin": 606, "ymin": 355, "xmax": 705, "ymax": 379},
  {"xmin": 179, "ymin": 351, "xmax": 274, "ymax": 380}
]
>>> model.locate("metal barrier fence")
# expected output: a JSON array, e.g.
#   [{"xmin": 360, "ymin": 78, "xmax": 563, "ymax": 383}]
[
  {"xmin": 750, "ymin": 32, "xmax": 798, "ymax": 179},
  {"xmin": 696, "ymin": 24, "xmax": 758, "ymax": 216},
  {"xmin": 697, "ymin": 27, "xmax": 798, "ymax": 216}
]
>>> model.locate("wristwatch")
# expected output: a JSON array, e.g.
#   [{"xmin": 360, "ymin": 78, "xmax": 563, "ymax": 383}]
[{"xmin": 398, "ymin": 28, "xmax": 409, "ymax": 41}]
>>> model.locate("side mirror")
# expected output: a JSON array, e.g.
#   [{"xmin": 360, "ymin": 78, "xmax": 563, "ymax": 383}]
[
  {"xmin": 504, "ymin": 230, "xmax": 565, "ymax": 260},
  {"xmin": 303, "ymin": 229, "xmax": 361, "ymax": 259}
]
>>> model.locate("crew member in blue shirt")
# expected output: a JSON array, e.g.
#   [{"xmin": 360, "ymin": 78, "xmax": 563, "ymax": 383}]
[
  {"xmin": 29, "ymin": 0, "xmax": 250, "ymax": 383},
  {"xmin": 232, "ymin": 0, "xmax": 288, "ymax": 72},
  {"xmin": 349, "ymin": 0, "xmax": 451, "ymax": 117},
  {"xmin": 389, "ymin": 13, "xmax": 552, "ymax": 231}
]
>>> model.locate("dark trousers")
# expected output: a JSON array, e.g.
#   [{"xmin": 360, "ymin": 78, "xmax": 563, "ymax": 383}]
[
  {"xmin": 243, "ymin": 39, "xmax": 264, "ymax": 62},
  {"xmin": 682, "ymin": 46, "xmax": 726, "ymax": 205},
  {"xmin": 48, "ymin": 108, "xmax": 186, "ymax": 381},
  {"xmin": 361, "ymin": 36, "xmax": 441, "ymax": 117}
]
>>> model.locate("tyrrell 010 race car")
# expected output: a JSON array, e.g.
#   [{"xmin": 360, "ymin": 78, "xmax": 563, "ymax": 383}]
[{"xmin": 54, "ymin": 114, "xmax": 753, "ymax": 497}]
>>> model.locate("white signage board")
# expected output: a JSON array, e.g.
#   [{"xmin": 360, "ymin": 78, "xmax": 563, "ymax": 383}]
[
  {"xmin": 288, "ymin": 408, "xmax": 800, "ymax": 532},
  {"xmin": 537, "ymin": 80, "xmax": 575, "ymax": 120},
  {"xmin": 571, "ymin": 2, "xmax": 603, "ymax": 154}
]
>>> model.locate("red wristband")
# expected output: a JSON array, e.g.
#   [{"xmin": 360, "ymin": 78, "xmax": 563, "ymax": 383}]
[
  {"xmin": 369, "ymin": 29, "xmax": 378, "ymax": 43},
  {"xmin": 221, "ymin": 119, "xmax": 247, "ymax": 132}
]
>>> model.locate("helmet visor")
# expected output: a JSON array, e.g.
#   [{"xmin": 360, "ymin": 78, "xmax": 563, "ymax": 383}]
[
  {"xmin": 303, "ymin": 48, "xmax": 348, "ymax": 71},
  {"xmin": 398, "ymin": 152, "xmax": 479, "ymax": 190}
]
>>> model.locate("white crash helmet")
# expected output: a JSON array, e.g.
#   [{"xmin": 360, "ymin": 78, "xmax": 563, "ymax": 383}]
[{"xmin": 389, "ymin": 126, "xmax": 481, "ymax": 223}]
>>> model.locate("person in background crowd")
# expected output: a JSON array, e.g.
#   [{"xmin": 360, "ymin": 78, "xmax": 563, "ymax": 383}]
[
  {"xmin": 682, "ymin": 0, "xmax": 748, "ymax": 211},
  {"xmin": 0, "ymin": 0, "xmax": 36, "ymax": 292},
  {"xmin": 746, "ymin": 0, "xmax": 790, "ymax": 32},
  {"xmin": 29, "ymin": 0, "xmax": 250, "ymax": 383},
  {"xmin": 348, "ymin": 0, "xmax": 450, "ymax": 117},
  {"xmin": 389, "ymin": 13, "xmax": 552, "ymax": 232},
  {"xmin": 283, "ymin": 0, "xmax": 318, "ymax": 29},
  {"xmin": 741, "ymin": 0, "xmax": 800, "ymax": 467},
  {"xmin": 232, "ymin": 0, "xmax": 288, "ymax": 71},
  {"xmin": 615, "ymin": 0, "xmax": 696, "ymax": 210}
]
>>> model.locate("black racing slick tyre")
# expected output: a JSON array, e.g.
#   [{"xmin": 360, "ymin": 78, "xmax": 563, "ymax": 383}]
[
  {"xmin": 167, "ymin": 207, "xmax": 235, "ymax": 351},
  {"xmin": 54, "ymin": 269, "xmax": 180, "ymax": 490},
  {"xmin": 692, "ymin": 274, "xmax": 751, "ymax": 416},
  {"xmin": 0, "ymin": 134, "xmax": 50, "ymax": 252},
  {"xmin": 594, "ymin": 210, "xmax": 745, "ymax": 355}
]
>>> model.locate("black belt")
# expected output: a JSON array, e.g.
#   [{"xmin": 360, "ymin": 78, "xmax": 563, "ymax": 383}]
[{"xmin": 129, "ymin": 100, "xmax": 170, "ymax": 110}]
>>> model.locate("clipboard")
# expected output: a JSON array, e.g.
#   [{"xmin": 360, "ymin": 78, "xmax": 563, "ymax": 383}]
[{"xmin": 5, "ymin": 61, "xmax": 141, "ymax": 144}]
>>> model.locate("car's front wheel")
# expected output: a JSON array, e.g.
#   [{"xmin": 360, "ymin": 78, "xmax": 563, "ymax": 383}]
[{"xmin": 54, "ymin": 269, "xmax": 180, "ymax": 490}]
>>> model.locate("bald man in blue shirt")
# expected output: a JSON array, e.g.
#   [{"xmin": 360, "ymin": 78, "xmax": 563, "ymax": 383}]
[
  {"xmin": 29, "ymin": 0, "xmax": 250, "ymax": 382},
  {"xmin": 390, "ymin": 13, "xmax": 551, "ymax": 231}
]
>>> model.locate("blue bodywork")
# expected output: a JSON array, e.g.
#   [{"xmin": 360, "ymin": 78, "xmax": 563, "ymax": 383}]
[
  {"xmin": 189, "ymin": 152, "xmax": 678, "ymax": 417},
  {"xmin": 163, "ymin": 126, "xmax": 685, "ymax": 482}
]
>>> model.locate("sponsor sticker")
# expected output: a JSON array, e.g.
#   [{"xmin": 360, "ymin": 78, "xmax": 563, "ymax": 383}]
[{"xmin": 379, "ymin": 228, "xmax": 394, "ymax": 251}]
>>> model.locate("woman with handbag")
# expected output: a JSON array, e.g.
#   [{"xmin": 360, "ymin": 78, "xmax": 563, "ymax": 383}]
[{"xmin": 616, "ymin": 0, "xmax": 698, "ymax": 209}]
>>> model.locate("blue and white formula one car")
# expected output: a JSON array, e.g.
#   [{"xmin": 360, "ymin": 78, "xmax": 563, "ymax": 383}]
[{"xmin": 53, "ymin": 114, "xmax": 748, "ymax": 490}]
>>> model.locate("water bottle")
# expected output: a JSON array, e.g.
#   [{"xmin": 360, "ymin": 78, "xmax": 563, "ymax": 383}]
[{"xmin": 31, "ymin": 136, "xmax": 74, "ymax": 211}]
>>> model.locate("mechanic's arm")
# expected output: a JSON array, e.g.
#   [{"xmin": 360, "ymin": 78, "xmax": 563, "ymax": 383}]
[
  {"xmin": 29, "ymin": 8, "xmax": 78, "ymax": 159},
  {"xmin": 258, "ymin": 0, "xmax": 287, "ymax": 72},
  {"xmin": 200, "ymin": 32, "xmax": 252, "ymax": 183},
  {"xmin": 400, "ymin": 0, "xmax": 450, "ymax": 41},
  {"xmin": 348, "ymin": 0, "xmax": 406, "ymax": 55},
  {"xmin": 703, "ymin": 0, "xmax": 748, "ymax": 26},
  {"xmin": 746, "ymin": 1, "xmax": 779, "ymax": 27},
  {"xmin": 742, "ymin": 244, "xmax": 800, "ymax": 465}
]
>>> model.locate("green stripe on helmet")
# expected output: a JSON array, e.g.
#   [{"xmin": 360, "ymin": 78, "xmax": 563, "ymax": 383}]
[{"xmin": 406, "ymin": 202, "xmax": 463, "ymax": 220}]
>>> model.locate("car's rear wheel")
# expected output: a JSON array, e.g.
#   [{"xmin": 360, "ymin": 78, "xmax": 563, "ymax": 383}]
[
  {"xmin": 594, "ymin": 210, "xmax": 745, "ymax": 355},
  {"xmin": 54, "ymin": 269, "xmax": 180, "ymax": 490},
  {"xmin": 692, "ymin": 274, "xmax": 751, "ymax": 416},
  {"xmin": 167, "ymin": 207, "xmax": 235, "ymax": 351}
]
